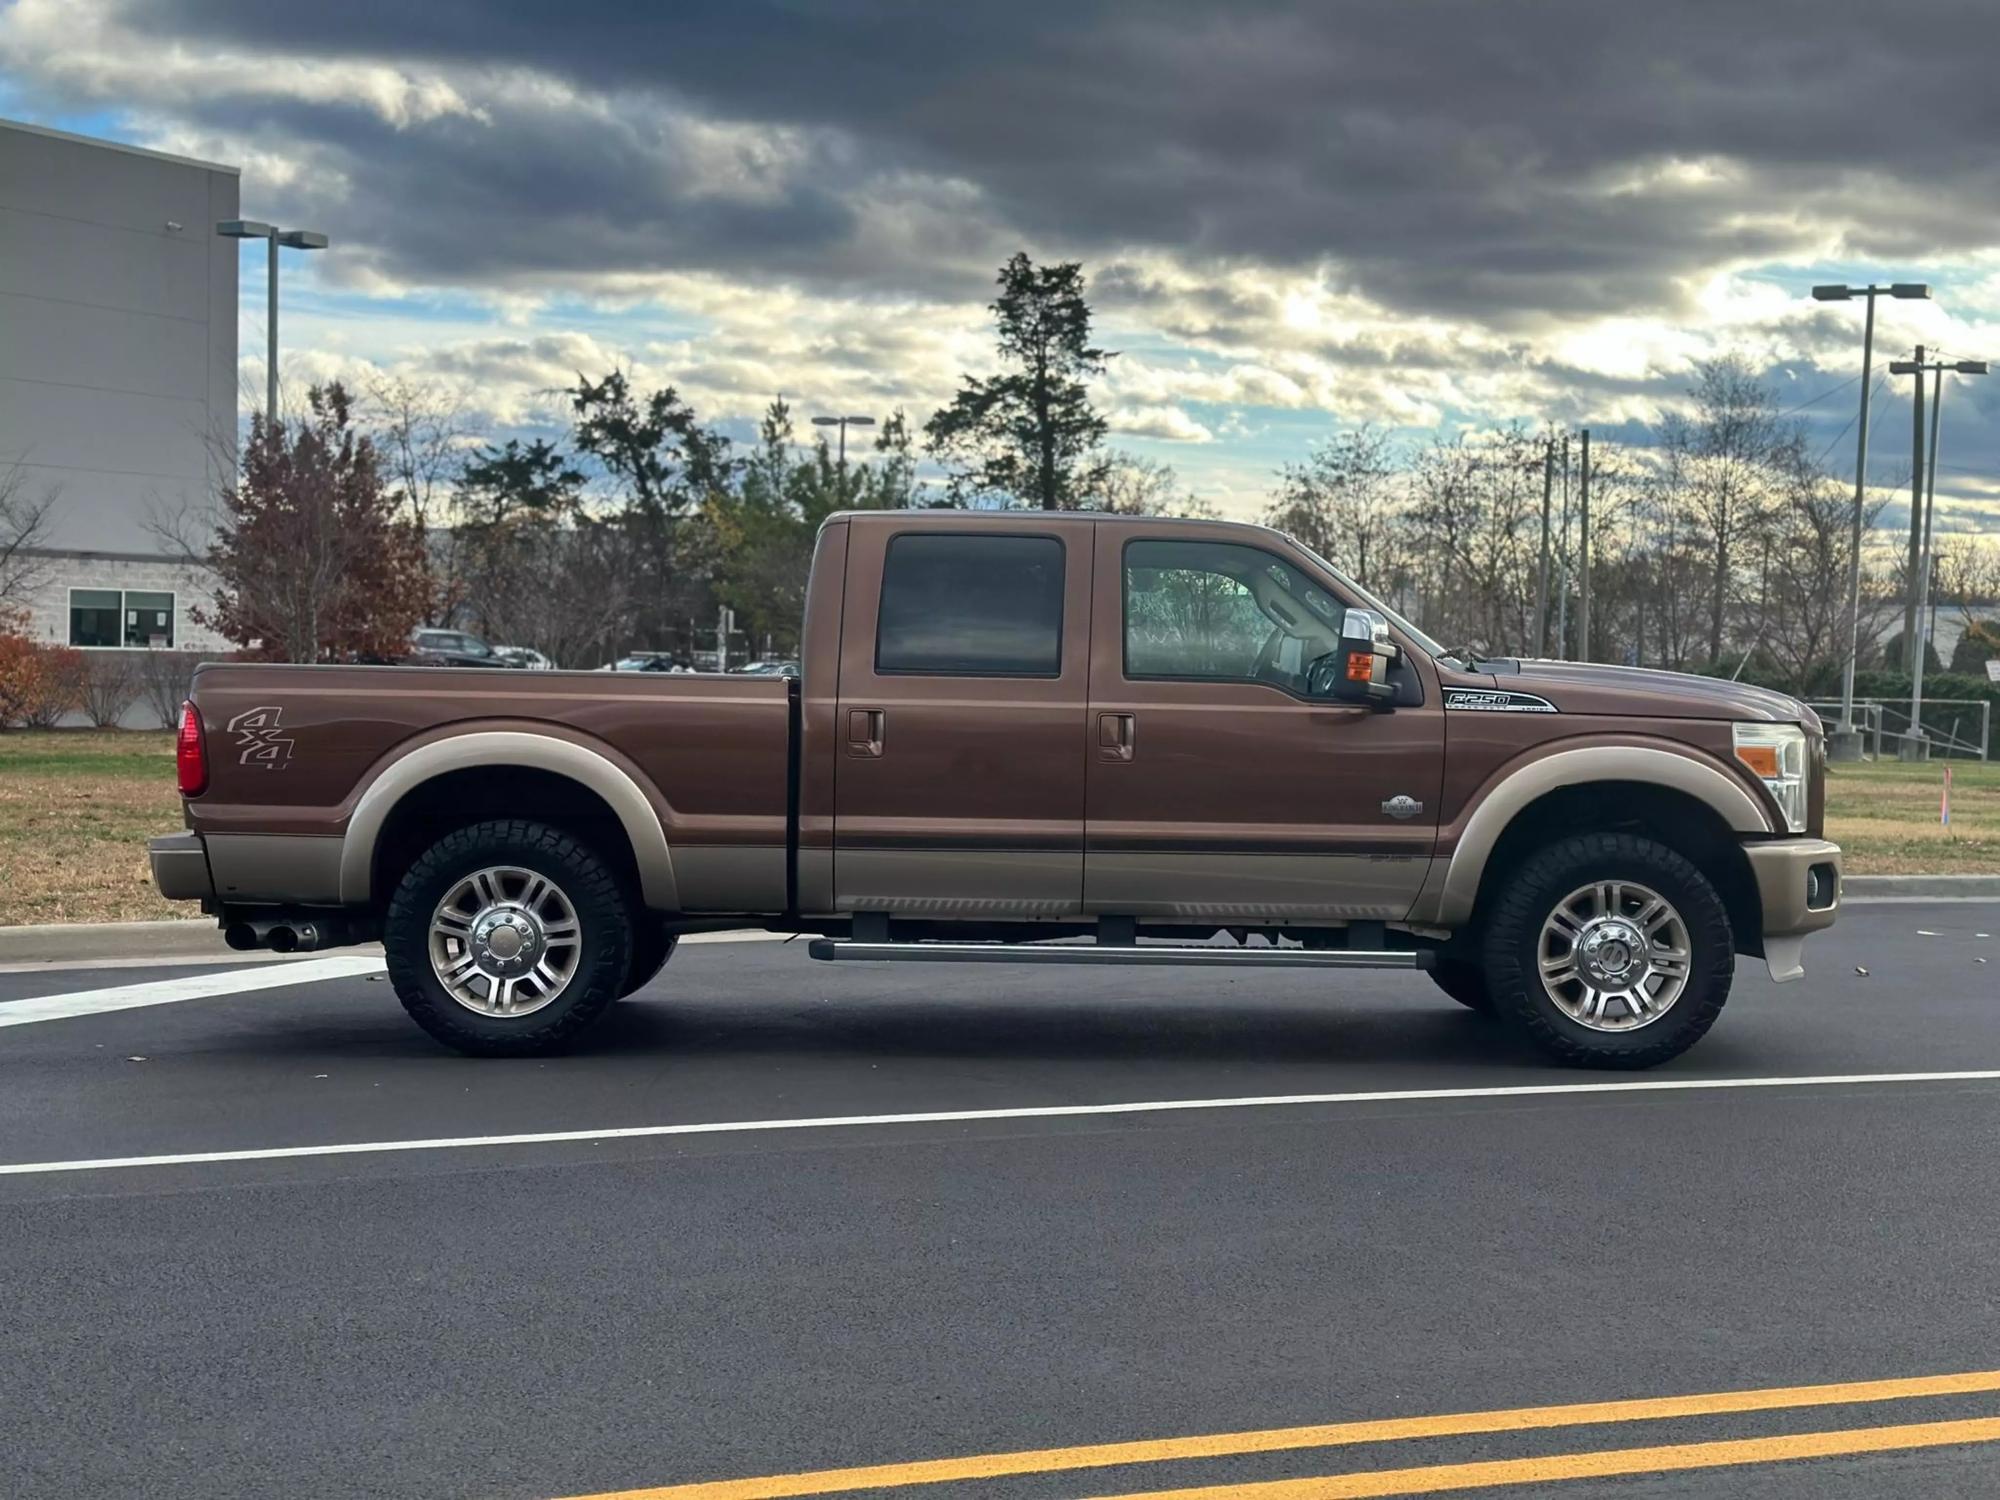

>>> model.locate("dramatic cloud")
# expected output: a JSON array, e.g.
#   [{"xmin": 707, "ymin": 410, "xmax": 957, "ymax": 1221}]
[{"xmin": 5, "ymin": 0, "xmax": 1999, "ymax": 518}]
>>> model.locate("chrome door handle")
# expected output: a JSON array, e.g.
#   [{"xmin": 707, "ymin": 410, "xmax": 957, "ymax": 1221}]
[
  {"xmin": 1097, "ymin": 712, "xmax": 1135, "ymax": 762},
  {"xmin": 847, "ymin": 708, "xmax": 884, "ymax": 757}
]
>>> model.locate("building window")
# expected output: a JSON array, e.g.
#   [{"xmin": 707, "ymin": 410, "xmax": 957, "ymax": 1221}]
[
  {"xmin": 69, "ymin": 589, "xmax": 123, "ymax": 648},
  {"xmin": 875, "ymin": 533, "xmax": 1065, "ymax": 677},
  {"xmin": 125, "ymin": 591, "xmax": 175, "ymax": 648},
  {"xmin": 68, "ymin": 588, "xmax": 175, "ymax": 649}
]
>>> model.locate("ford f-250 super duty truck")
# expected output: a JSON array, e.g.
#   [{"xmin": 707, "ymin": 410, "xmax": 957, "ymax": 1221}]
[{"xmin": 149, "ymin": 510, "xmax": 1841, "ymax": 1067}]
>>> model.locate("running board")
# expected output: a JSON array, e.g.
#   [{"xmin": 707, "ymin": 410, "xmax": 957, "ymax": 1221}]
[{"xmin": 807, "ymin": 940, "xmax": 1431, "ymax": 970}]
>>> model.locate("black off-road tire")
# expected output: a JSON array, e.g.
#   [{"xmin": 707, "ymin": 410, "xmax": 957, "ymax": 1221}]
[
  {"xmin": 620, "ymin": 921, "xmax": 678, "ymax": 999},
  {"xmin": 383, "ymin": 819, "xmax": 633, "ymax": 1057},
  {"xmin": 1482, "ymin": 832, "xmax": 1735, "ymax": 1070},
  {"xmin": 1429, "ymin": 956, "xmax": 1494, "ymax": 1013}
]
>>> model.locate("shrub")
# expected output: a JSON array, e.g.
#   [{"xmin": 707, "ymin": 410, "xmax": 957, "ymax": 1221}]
[
  {"xmin": 0, "ymin": 635, "xmax": 87, "ymax": 729},
  {"xmin": 80, "ymin": 652, "xmax": 142, "ymax": 728},
  {"xmin": 135, "ymin": 650, "xmax": 206, "ymax": 730}
]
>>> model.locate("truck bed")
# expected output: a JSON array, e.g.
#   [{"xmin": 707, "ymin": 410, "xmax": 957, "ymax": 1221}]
[{"xmin": 185, "ymin": 663, "xmax": 793, "ymax": 913}]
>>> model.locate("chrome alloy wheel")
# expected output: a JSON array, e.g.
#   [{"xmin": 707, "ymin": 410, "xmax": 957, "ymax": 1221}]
[
  {"xmin": 427, "ymin": 866, "xmax": 581, "ymax": 1017},
  {"xmin": 1536, "ymin": 880, "xmax": 1692, "ymax": 1032}
]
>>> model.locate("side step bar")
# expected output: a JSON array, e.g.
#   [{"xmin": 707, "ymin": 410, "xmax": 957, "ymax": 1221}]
[{"xmin": 808, "ymin": 940, "xmax": 1431, "ymax": 970}]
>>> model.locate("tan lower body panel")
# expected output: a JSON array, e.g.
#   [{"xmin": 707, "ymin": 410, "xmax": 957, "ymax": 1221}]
[
  {"xmin": 671, "ymin": 845, "xmax": 787, "ymax": 912},
  {"xmin": 206, "ymin": 834, "xmax": 344, "ymax": 905},
  {"xmin": 835, "ymin": 849, "xmax": 1082, "ymax": 917},
  {"xmin": 1085, "ymin": 851, "xmax": 1431, "ymax": 922}
]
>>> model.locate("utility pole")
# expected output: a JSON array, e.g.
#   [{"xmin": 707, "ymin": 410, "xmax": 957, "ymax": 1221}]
[
  {"xmin": 1888, "ymin": 352, "xmax": 1989, "ymax": 758},
  {"xmin": 1902, "ymin": 345, "xmax": 1927, "ymax": 658},
  {"xmin": 715, "ymin": 605, "xmax": 734, "ymax": 673},
  {"xmin": 1533, "ymin": 439, "xmax": 1554, "ymax": 656},
  {"xmin": 1556, "ymin": 434, "xmax": 1572, "ymax": 660},
  {"xmin": 1578, "ymin": 429, "xmax": 1592, "ymax": 663},
  {"xmin": 811, "ymin": 415, "xmax": 876, "ymax": 495}
]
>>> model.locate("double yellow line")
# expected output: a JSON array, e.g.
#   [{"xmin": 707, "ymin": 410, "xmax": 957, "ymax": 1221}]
[{"xmin": 562, "ymin": 1369, "xmax": 2000, "ymax": 1499}]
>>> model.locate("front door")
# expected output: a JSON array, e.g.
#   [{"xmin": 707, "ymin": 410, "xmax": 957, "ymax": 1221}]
[
  {"xmin": 833, "ymin": 517, "xmax": 1095, "ymax": 917},
  {"xmin": 1084, "ymin": 526, "xmax": 1444, "ymax": 923}
]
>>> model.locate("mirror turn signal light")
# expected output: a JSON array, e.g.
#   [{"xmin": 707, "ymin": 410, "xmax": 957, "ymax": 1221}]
[{"xmin": 1346, "ymin": 651, "xmax": 1375, "ymax": 682}]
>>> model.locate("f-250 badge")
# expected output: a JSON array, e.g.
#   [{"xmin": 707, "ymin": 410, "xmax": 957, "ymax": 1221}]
[{"xmin": 226, "ymin": 706, "xmax": 294, "ymax": 770}]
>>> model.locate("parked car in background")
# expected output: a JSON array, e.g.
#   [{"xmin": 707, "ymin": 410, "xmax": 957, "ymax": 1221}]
[
  {"xmin": 599, "ymin": 652, "xmax": 688, "ymax": 673},
  {"xmin": 732, "ymin": 659, "xmax": 800, "ymax": 677},
  {"xmin": 493, "ymin": 646, "xmax": 555, "ymax": 670},
  {"xmin": 405, "ymin": 628, "xmax": 519, "ymax": 668}
]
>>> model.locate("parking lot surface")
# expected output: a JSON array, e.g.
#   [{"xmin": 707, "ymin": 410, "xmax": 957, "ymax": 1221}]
[{"xmin": 2, "ymin": 903, "xmax": 1997, "ymax": 1499}]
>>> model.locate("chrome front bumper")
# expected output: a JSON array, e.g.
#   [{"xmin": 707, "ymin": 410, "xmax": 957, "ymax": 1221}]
[
  {"xmin": 1744, "ymin": 837, "xmax": 1842, "ymax": 982},
  {"xmin": 148, "ymin": 832, "xmax": 214, "ymax": 902}
]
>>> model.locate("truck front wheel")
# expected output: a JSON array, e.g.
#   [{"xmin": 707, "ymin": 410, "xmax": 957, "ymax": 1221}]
[
  {"xmin": 1481, "ymin": 833, "xmax": 1734, "ymax": 1069},
  {"xmin": 383, "ymin": 819, "xmax": 633, "ymax": 1057}
]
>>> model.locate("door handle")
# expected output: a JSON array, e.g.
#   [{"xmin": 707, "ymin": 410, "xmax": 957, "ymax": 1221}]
[
  {"xmin": 847, "ymin": 708, "xmax": 885, "ymax": 757},
  {"xmin": 1097, "ymin": 712, "xmax": 1135, "ymax": 762}
]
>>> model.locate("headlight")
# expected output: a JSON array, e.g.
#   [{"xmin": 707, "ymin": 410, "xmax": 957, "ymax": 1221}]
[{"xmin": 1734, "ymin": 722, "xmax": 1808, "ymax": 833}]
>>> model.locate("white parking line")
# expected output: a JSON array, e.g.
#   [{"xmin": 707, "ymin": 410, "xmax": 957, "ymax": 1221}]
[
  {"xmin": 4, "ymin": 1069, "xmax": 1998, "ymax": 1178},
  {"xmin": 0, "ymin": 955, "xmax": 386, "ymax": 1028}
]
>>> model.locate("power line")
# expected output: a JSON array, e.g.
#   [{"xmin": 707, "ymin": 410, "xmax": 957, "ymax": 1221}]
[{"xmin": 1777, "ymin": 370, "xmax": 1863, "ymax": 420}]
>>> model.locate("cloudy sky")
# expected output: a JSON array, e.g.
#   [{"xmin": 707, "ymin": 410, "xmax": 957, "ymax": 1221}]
[{"xmin": 5, "ymin": 0, "xmax": 1999, "ymax": 530}]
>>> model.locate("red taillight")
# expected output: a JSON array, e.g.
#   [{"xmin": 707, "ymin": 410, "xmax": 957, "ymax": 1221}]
[{"xmin": 176, "ymin": 701, "xmax": 208, "ymax": 797}]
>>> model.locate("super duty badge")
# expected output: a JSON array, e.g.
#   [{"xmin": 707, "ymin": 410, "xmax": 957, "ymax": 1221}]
[{"xmin": 1445, "ymin": 689, "xmax": 1558, "ymax": 713}]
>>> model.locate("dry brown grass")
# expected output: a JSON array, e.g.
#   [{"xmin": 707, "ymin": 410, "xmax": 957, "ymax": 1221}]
[
  {"xmin": 0, "ymin": 731, "xmax": 1995, "ymax": 926},
  {"xmin": 0, "ymin": 731, "xmax": 184, "ymax": 925},
  {"xmin": 1824, "ymin": 758, "xmax": 2000, "ymax": 875}
]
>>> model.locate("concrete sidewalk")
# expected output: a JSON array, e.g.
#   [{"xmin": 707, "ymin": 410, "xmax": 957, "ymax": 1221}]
[{"xmin": 2, "ymin": 874, "xmax": 1993, "ymax": 966}]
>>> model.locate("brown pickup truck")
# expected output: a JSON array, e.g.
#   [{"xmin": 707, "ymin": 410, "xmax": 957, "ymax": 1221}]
[{"xmin": 150, "ymin": 510, "xmax": 1841, "ymax": 1067}]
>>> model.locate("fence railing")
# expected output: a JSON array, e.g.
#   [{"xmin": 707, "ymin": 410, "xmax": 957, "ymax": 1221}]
[{"xmin": 1806, "ymin": 699, "xmax": 1992, "ymax": 761}]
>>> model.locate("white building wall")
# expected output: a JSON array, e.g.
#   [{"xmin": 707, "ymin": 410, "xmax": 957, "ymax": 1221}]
[{"xmin": 0, "ymin": 118, "xmax": 238, "ymax": 663}]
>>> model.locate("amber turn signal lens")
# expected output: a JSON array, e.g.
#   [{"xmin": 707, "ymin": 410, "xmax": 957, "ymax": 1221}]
[
  {"xmin": 1734, "ymin": 743, "xmax": 1780, "ymax": 779},
  {"xmin": 1345, "ymin": 651, "xmax": 1373, "ymax": 682}
]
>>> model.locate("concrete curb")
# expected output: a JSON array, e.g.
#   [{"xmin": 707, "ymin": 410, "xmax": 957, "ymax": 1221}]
[
  {"xmin": 4, "ymin": 875, "xmax": 1997, "ymax": 965},
  {"xmin": 1842, "ymin": 874, "xmax": 2000, "ymax": 900}
]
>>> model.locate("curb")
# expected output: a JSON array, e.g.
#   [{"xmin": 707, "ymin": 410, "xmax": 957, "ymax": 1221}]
[
  {"xmin": 1841, "ymin": 875, "xmax": 2000, "ymax": 900},
  {"xmin": 4, "ymin": 876, "xmax": 1997, "ymax": 965}
]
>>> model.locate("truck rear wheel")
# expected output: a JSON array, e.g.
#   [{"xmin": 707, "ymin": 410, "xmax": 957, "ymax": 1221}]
[
  {"xmin": 1481, "ymin": 832, "xmax": 1733, "ymax": 1070},
  {"xmin": 383, "ymin": 819, "xmax": 633, "ymax": 1057}
]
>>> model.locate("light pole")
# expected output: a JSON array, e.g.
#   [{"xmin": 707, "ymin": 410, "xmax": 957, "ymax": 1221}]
[
  {"xmin": 216, "ymin": 219, "xmax": 330, "ymax": 430},
  {"xmin": 810, "ymin": 414, "xmax": 875, "ymax": 487},
  {"xmin": 1887, "ymin": 354, "xmax": 1987, "ymax": 760},
  {"xmin": 1811, "ymin": 282, "xmax": 1930, "ymax": 759}
]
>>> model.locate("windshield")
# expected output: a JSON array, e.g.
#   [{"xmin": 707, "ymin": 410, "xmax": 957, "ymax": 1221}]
[{"xmin": 1293, "ymin": 541, "xmax": 1451, "ymax": 661}]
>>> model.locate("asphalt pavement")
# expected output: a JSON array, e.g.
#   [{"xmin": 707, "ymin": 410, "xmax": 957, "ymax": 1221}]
[{"xmin": 2, "ymin": 903, "xmax": 1998, "ymax": 1500}]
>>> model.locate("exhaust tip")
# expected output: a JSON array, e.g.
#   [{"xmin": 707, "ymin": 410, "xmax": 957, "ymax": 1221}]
[
  {"xmin": 267, "ymin": 926, "xmax": 299, "ymax": 953},
  {"xmin": 223, "ymin": 922, "xmax": 258, "ymax": 951}
]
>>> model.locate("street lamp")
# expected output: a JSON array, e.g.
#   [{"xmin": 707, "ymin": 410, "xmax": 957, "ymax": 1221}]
[
  {"xmin": 1811, "ymin": 280, "xmax": 1931, "ymax": 760},
  {"xmin": 1886, "ymin": 353, "xmax": 1987, "ymax": 760},
  {"xmin": 810, "ymin": 414, "xmax": 876, "ymax": 478},
  {"xmin": 217, "ymin": 219, "xmax": 330, "ymax": 430}
]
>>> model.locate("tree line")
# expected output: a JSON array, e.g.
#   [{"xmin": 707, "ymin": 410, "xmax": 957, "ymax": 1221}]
[{"xmin": 9, "ymin": 250, "xmax": 1995, "ymax": 729}]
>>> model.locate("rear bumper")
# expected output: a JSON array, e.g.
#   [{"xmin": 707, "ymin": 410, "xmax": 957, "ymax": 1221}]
[
  {"xmin": 148, "ymin": 832, "xmax": 214, "ymax": 902},
  {"xmin": 1744, "ymin": 837, "xmax": 1842, "ymax": 982}
]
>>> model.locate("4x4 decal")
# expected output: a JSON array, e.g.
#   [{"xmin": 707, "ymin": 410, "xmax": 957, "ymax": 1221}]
[
  {"xmin": 226, "ymin": 706, "xmax": 294, "ymax": 769},
  {"xmin": 1444, "ymin": 689, "xmax": 1558, "ymax": 713}
]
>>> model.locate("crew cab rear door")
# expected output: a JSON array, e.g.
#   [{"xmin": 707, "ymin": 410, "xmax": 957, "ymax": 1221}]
[
  {"xmin": 1083, "ymin": 522, "xmax": 1443, "ymax": 922},
  {"xmin": 832, "ymin": 517, "xmax": 1095, "ymax": 917}
]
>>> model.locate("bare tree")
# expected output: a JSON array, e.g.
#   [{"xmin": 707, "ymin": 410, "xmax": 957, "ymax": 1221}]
[
  {"xmin": 1266, "ymin": 426, "xmax": 1400, "ymax": 589},
  {"xmin": 0, "ymin": 460, "xmax": 58, "ymax": 625},
  {"xmin": 1657, "ymin": 358, "xmax": 1795, "ymax": 665},
  {"xmin": 362, "ymin": 374, "xmax": 475, "ymax": 623}
]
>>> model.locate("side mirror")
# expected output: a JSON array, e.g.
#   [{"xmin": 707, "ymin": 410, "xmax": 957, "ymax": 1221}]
[{"xmin": 1306, "ymin": 608, "xmax": 1399, "ymax": 705}]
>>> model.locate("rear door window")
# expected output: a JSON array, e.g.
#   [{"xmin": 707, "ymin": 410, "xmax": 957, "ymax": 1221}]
[{"xmin": 875, "ymin": 533, "xmax": 1064, "ymax": 676}]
